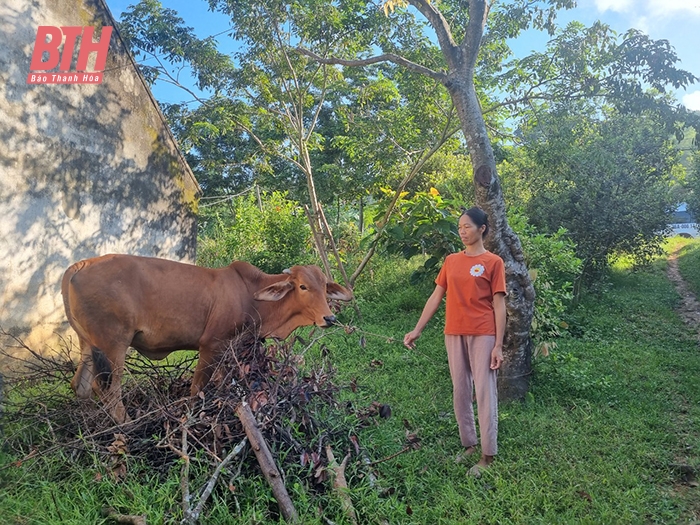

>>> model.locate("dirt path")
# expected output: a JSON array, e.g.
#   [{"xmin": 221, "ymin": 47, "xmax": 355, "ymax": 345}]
[
  {"xmin": 666, "ymin": 249, "xmax": 700, "ymax": 333},
  {"xmin": 665, "ymin": 249, "xmax": 700, "ymax": 515}
]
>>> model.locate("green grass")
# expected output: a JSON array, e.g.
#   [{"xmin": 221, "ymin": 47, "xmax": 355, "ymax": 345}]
[
  {"xmin": 2, "ymin": 252, "xmax": 700, "ymax": 524},
  {"xmin": 673, "ymin": 237, "xmax": 700, "ymax": 297}
]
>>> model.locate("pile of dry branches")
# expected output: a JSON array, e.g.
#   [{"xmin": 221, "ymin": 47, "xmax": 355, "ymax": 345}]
[{"xmin": 0, "ymin": 328, "xmax": 386, "ymax": 523}]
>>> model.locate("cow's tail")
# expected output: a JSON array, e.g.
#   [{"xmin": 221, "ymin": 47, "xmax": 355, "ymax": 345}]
[
  {"xmin": 91, "ymin": 346, "xmax": 112, "ymax": 391},
  {"xmin": 61, "ymin": 260, "xmax": 89, "ymax": 324},
  {"xmin": 63, "ymin": 260, "xmax": 113, "ymax": 392}
]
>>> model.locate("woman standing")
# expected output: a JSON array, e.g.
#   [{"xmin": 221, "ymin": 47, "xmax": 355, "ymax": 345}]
[{"xmin": 403, "ymin": 207, "xmax": 507, "ymax": 477}]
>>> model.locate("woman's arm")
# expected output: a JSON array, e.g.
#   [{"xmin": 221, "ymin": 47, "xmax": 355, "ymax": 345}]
[
  {"xmin": 491, "ymin": 292, "xmax": 507, "ymax": 369},
  {"xmin": 403, "ymin": 285, "xmax": 446, "ymax": 348}
]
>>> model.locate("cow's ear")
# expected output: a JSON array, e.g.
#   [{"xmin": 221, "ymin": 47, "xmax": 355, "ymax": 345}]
[
  {"xmin": 255, "ymin": 281, "xmax": 294, "ymax": 301},
  {"xmin": 326, "ymin": 283, "xmax": 353, "ymax": 301}
]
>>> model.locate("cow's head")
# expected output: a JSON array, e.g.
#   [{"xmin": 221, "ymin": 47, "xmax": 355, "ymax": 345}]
[{"xmin": 253, "ymin": 265, "xmax": 353, "ymax": 339}]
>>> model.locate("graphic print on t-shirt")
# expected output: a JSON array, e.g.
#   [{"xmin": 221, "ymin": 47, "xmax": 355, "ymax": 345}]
[{"xmin": 470, "ymin": 264, "xmax": 485, "ymax": 277}]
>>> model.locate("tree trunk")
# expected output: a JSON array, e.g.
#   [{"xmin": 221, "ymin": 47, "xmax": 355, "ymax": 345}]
[{"xmin": 446, "ymin": 72, "xmax": 535, "ymax": 400}]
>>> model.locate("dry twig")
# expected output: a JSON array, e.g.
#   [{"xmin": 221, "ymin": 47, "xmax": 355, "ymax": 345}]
[
  {"xmin": 101, "ymin": 507, "xmax": 147, "ymax": 525},
  {"xmin": 326, "ymin": 446, "xmax": 358, "ymax": 525},
  {"xmin": 183, "ymin": 437, "xmax": 248, "ymax": 524}
]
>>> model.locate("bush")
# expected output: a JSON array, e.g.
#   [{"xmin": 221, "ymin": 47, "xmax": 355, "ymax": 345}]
[
  {"xmin": 197, "ymin": 191, "xmax": 314, "ymax": 273},
  {"xmin": 503, "ymin": 107, "xmax": 679, "ymax": 279},
  {"xmin": 509, "ymin": 213, "xmax": 582, "ymax": 353},
  {"xmin": 373, "ymin": 187, "xmax": 463, "ymax": 283}
]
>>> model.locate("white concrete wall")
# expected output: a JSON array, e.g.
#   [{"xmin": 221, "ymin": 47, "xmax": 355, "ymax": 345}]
[{"xmin": 0, "ymin": 0, "xmax": 200, "ymax": 358}]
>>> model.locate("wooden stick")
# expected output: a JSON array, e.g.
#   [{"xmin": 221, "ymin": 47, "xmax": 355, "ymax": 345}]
[
  {"xmin": 236, "ymin": 402, "xmax": 299, "ymax": 523},
  {"xmin": 101, "ymin": 508, "xmax": 147, "ymax": 525},
  {"xmin": 184, "ymin": 438, "xmax": 248, "ymax": 524},
  {"xmin": 325, "ymin": 446, "xmax": 358, "ymax": 525},
  {"xmin": 368, "ymin": 446, "xmax": 411, "ymax": 466}
]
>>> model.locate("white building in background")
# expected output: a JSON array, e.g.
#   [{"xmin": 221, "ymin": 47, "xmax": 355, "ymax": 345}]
[
  {"xmin": 669, "ymin": 203, "xmax": 700, "ymax": 238},
  {"xmin": 0, "ymin": 0, "xmax": 200, "ymax": 359}
]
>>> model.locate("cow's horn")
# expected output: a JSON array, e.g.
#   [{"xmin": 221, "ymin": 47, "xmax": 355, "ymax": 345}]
[{"xmin": 283, "ymin": 268, "xmax": 292, "ymax": 275}]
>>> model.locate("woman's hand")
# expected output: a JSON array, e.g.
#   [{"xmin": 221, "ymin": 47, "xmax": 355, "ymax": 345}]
[
  {"xmin": 490, "ymin": 345, "xmax": 504, "ymax": 370},
  {"xmin": 403, "ymin": 329, "xmax": 421, "ymax": 349}
]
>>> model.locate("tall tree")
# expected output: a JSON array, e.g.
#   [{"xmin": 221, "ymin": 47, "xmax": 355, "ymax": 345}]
[
  {"xmin": 120, "ymin": 0, "xmax": 466, "ymax": 285},
  {"xmin": 299, "ymin": 0, "xmax": 555, "ymax": 399}
]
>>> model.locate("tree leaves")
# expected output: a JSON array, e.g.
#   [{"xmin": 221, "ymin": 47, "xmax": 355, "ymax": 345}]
[{"xmin": 514, "ymin": 106, "xmax": 679, "ymax": 278}]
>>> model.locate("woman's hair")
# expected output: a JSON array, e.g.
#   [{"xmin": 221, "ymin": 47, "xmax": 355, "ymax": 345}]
[{"xmin": 460, "ymin": 206, "xmax": 489, "ymax": 237}]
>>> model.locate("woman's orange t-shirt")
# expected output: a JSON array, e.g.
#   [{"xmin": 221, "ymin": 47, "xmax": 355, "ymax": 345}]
[{"xmin": 435, "ymin": 251, "xmax": 507, "ymax": 336}]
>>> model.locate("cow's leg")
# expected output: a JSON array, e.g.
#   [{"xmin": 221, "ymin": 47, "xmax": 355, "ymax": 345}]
[
  {"xmin": 191, "ymin": 342, "xmax": 222, "ymax": 396},
  {"xmin": 101, "ymin": 347, "xmax": 128, "ymax": 423},
  {"xmin": 71, "ymin": 336, "xmax": 94, "ymax": 398},
  {"xmin": 84, "ymin": 333, "xmax": 131, "ymax": 424}
]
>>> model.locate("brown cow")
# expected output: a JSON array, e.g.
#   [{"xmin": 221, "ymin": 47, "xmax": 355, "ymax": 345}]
[{"xmin": 61, "ymin": 254, "xmax": 353, "ymax": 423}]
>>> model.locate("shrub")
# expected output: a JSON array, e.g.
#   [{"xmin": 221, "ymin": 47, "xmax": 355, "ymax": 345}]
[
  {"xmin": 373, "ymin": 187, "xmax": 463, "ymax": 283},
  {"xmin": 509, "ymin": 213, "xmax": 582, "ymax": 353},
  {"xmin": 197, "ymin": 191, "xmax": 314, "ymax": 273}
]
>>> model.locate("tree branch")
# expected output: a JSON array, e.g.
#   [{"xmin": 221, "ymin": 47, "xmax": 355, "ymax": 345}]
[
  {"xmin": 408, "ymin": 0, "xmax": 458, "ymax": 65},
  {"xmin": 349, "ymin": 117, "xmax": 461, "ymax": 285},
  {"xmin": 184, "ymin": 438, "xmax": 248, "ymax": 524},
  {"xmin": 461, "ymin": 0, "xmax": 489, "ymax": 70},
  {"xmin": 305, "ymin": 67, "xmax": 328, "ymax": 142},
  {"xmin": 296, "ymin": 48, "xmax": 447, "ymax": 83}
]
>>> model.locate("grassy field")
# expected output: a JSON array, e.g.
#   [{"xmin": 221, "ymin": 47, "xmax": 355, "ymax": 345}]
[
  {"xmin": 1, "ymin": 244, "xmax": 699, "ymax": 524},
  {"xmin": 675, "ymin": 237, "xmax": 700, "ymax": 297}
]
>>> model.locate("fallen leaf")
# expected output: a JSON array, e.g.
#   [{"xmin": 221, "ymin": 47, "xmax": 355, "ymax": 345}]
[
  {"xmin": 406, "ymin": 505, "xmax": 413, "ymax": 516},
  {"xmin": 379, "ymin": 487, "xmax": 396, "ymax": 497},
  {"xmin": 577, "ymin": 490, "xmax": 592, "ymax": 502},
  {"xmin": 314, "ymin": 464, "xmax": 328, "ymax": 482},
  {"xmin": 405, "ymin": 431, "xmax": 421, "ymax": 449},
  {"xmin": 110, "ymin": 462, "xmax": 127, "ymax": 482},
  {"xmin": 350, "ymin": 435, "xmax": 360, "ymax": 455}
]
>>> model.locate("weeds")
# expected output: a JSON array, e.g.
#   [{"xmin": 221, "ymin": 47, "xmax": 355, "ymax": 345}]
[{"xmin": 2, "ymin": 249, "xmax": 700, "ymax": 523}]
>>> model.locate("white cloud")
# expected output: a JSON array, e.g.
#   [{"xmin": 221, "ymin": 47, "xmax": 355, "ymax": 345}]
[
  {"xmin": 683, "ymin": 91, "xmax": 700, "ymax": 112},
  {"xmin": 647, "ymin": 0, "xmax": 700, "ymax": 18},
  {"xmin": 594, "ymin": 0, "xmax": 633, "ymax": 12},
  {"xmin": 593, "ymin": 0, "xmax": 700, "ymax": 17}
]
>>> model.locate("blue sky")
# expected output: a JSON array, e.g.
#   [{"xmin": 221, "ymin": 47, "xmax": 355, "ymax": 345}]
[{"xmin": 104, "ymin": 0, "xmax": 700, "ymax": 110}]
